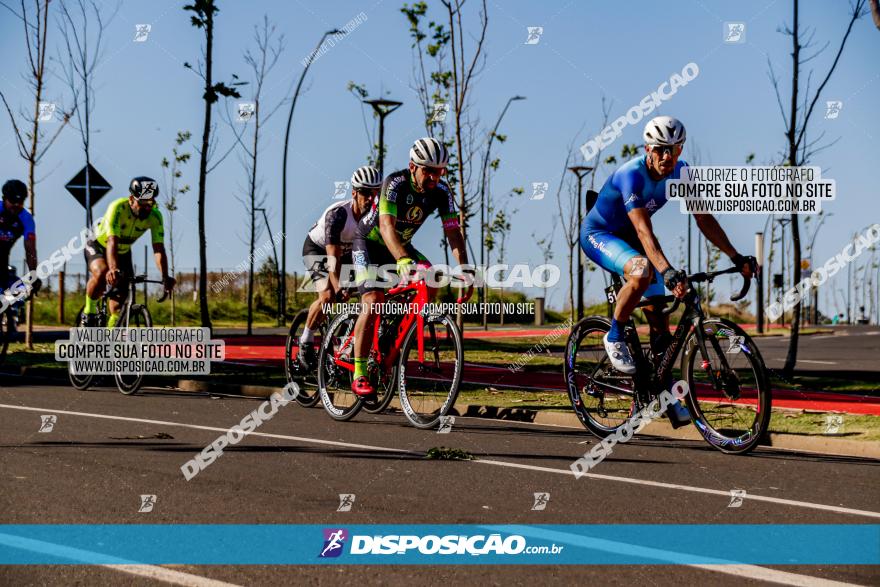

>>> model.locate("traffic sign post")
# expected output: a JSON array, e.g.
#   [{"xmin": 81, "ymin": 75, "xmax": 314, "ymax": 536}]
[{"xmin": 65, "ymin": 164, "xmax": 112, "ymax": 226}]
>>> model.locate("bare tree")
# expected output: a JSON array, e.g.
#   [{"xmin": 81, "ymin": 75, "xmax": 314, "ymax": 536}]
[
  {"xmin": 160, "ymin": 131, "xmax": 192, "ymax": 326},
  {"xmin": 532, "ymin": 217, "xmax": 558, "ymax": 301},
  {"xmin": 440, "ymin": 0, "xmax": 488, "ymax": 246},
  {"xmin": 183, "ymin": 0, "xmax": 244, "ymax": 329},
  {"xmin": 768, "ymin": 0, "xmax": 867, "ymax": 375},
  {"xmin": 554, "ymin": 137, "xmax": 581, "ymax": 322},
  {"xmin": 0, "ymin": 0, "xmax": 73, "ymax": 348},
  {"xmin": 234, "ymin": 16, "xmax": 284, "ymax": 335},
  {"xmin": 401, "ymin": 1, "xmax": 453, "ymax": 136},
  {"xmin": 56, "ymin": 0, "xmax": 118, "ymax": 225}
]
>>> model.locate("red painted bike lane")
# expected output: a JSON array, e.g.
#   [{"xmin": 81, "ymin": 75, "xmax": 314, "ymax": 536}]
[{"xmin": 219, "ymin": 335, "xmax": 880, "ymax": 416}]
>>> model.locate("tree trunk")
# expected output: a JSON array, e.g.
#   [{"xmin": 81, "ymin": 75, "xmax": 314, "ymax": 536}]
[
  {"xmin": 783, "ymin": 0, "xmax": 801, "ymax": 376},
  {"xmin": 247, "ymin": 101, "xmax": 260, "ymax": 336},
  {"xmin": 197, "ymin": 8, "xmax": 214, "ymax": 330}
]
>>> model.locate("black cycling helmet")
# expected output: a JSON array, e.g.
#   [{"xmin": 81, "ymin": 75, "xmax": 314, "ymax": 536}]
[
  {"xmin": 129, "ymin": 176, "xmax": 159, "ymax": 200},
  {"xmin": 2, "ymin": 179, "xmax": 28, "ymax": 203}
]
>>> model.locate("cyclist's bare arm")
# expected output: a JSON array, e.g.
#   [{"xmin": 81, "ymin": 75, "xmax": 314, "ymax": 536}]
[
  {"xmin": 378, "ymin": 215, "xmax": 409, "ymax": 260},
  {"xmin": 627, "ymin": 208, "xmax": 672, "ymax": 273},
  {"xmin": 106, "ymin": 236, "xmax": 121, "ymax": 285},
  {"xmin": 23, "ymin": 235, "xmax": 37, "ymax": 273},
  {"xmin": 325, "ymin": 243, "xmax": 343, "ymax": 293},
  {"xmin": 445, "ymin": 226, "xmax": 468, "ymax": 267},
  {"xmin": 694, "ymin": 214, "xmax": 737, "ymax": 258},
  {"xmin": 152, "ymin": 243, "xmax": 175, "ymax": 289}
]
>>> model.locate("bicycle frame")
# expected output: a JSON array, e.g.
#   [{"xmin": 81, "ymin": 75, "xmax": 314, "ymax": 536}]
[
  {"xmin": 611, "ymin": 269, "xmax": 744, "ymax": 407},
  {"xmin": 331, "ymin": 277, "xmax": 432, "ymax": 372}
]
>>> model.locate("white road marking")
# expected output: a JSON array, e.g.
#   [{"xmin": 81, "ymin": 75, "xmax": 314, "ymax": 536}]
[
  {"xmin": 503, "ymin": 526, "xmax": 867, "ymax": 586},
  {"xmin": 0, "ymin": 533, "xmax": 241, "ymax": 587},
  {"xmin": 798, "ymin": 360, "xmax": 838, "ymax": 365},
  {"xmin": 105, "ymin": 566, "xmax": 241, "ymax": 587},
  {"xmin": 2, "ymin": 402, "xmax": 879, "ymax": 520},
  {"xmin": 475, "ymin": 459, "xmax": 880, "ymax": 519},
  {"xmin": 691, "ymin": 565, "xmax": 865, "ymax": 586}
]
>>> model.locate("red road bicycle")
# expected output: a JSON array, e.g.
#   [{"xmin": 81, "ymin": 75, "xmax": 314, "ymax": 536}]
[{"xmin": 317, "ymin": 272, "xmax": 467, "ymax": 429}]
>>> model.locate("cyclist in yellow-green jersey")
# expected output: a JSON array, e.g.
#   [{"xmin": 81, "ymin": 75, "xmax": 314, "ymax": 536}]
[{"xmin": 80, "ymin": 177, "xmax": 176, "ymax": 327}]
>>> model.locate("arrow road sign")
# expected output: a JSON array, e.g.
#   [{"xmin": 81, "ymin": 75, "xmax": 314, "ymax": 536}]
[{"xmin": 65, "ymin": 164, "xmax": 112, "ymax": 209}]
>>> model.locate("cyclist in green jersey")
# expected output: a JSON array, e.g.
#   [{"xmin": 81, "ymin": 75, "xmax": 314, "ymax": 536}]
[
  {"xmin": 349, "ymin": 137, "xmax": 474, "ymax": 396},
  {"xmin": 80, "ymin": 177, "xmax": 176, "ymax": 327}
]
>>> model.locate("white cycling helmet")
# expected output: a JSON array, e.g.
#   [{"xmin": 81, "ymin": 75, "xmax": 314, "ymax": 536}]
[
  {"xmin": 643, "ymin": 116, "xmax": 686, "ymax": 147},
  {"xmin": 351, "ymin": 165, "xmax": 382, "ymax": 189},
  {"xmin": 409, "ymin": 137, "xmax": 449, "ymax": 168}
]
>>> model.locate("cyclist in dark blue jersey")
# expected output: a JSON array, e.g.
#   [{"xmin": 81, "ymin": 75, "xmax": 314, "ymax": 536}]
[
  {"xmin": 580, "ymin": 116, "xmax": 756, "ymax": 425},
  {"xmin": 1, "ymin": 180, "xmax": 40, "ymax": 298}
]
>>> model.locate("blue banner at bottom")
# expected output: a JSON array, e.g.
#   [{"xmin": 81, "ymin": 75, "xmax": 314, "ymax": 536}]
[{"xmin": 0, "ymin": 525, "xmax": 877, "ymax": 565}]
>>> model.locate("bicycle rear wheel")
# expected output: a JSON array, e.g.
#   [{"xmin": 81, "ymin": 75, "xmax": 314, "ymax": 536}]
[
  {"xmin": 564, "ymin": 317, "xmax": 636, "ymax": 439},
  {"xmin": 317, "ymin": 313, "xmax": 363, "ymax": 421},
  {"xmin": 115, "ymin": 305, "xmax": 152, "ymax": 395},
  {"xmin": 284, "ymin": 309, "xmax": 323, "ymax": 407},
  {"xmin": 362, "ymin": 312, "xmax": 402, "ymax": 414},
  {"xmin": 397, "ymin": 313, "xmax": 463, "ymax": 429},
  {"xmin": 682, "ymin": 318, "xmax": 771, "ymax": 454}
]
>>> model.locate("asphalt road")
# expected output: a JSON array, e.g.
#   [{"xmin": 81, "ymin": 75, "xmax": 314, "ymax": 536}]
[
  {"xmin": 0, "ymin": 378, "xmax": 877, "ymax": 586},
  {"xmin": 752, "ymin": 326, "xmax": 880, "ymax": 377}
]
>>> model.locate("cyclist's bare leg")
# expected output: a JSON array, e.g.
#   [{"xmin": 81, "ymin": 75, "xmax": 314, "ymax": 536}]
[
  {"xmin": 613, "ymin": 256, "xmax": 653, "ymax": 324},
  {"xmin": 305, "ymin": 287, "xmax": 333, "ymax": 331},
  {"xmin": 86, "ymin": 258, "xmax": 108, "ymax": 302},
  {"xmin": 354, "ymin": 290, "xmax": 383, "ymax": 359}
]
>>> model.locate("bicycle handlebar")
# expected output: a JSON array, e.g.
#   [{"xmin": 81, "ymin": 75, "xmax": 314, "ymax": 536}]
[
  {"xmin": 105, "ymin": 274, "xmax": 171, "ymax": 303},
  {"xmin": 660, "ymin": 266, "xmax": 751, "ymax": 315}
]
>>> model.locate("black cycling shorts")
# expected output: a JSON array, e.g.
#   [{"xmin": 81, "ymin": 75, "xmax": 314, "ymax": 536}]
[
  {"xmin": 301, "ymin": 235, "xmax": 352, "ymax": 292},
  {"xmin": 84, "ymin": 239, "xmax": 134, "ymax": 300}
]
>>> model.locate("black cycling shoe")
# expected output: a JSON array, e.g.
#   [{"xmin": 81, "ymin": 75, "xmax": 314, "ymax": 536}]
[
  {"xmin": 297, "ymin": 343, "xmax": 317, "ymax": 370},
  {"xmin": 79, "ymin": 313, "xmax": 100, "ymax": 327}
]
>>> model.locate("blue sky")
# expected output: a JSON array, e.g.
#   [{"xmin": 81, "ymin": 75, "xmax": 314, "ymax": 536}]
[{"xmin": 1, "ymin": 0, "xmax": 877, "ymax": 314}]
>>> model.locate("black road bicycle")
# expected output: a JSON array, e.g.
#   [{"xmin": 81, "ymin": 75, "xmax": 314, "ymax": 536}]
[
  {"xmin": 69, "ymin": 274, "xmax": 168, "ymax": 394},
  {"xmin": 563, "ymin": 266, "xmax": 771, "ymax": 454}
]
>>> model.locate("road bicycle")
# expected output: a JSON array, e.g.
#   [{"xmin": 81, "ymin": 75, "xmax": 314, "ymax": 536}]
[
  {"xmin": 317, "ymin": 272, "xmax": 466, "ymax": 429},
  {"xmin": 69, "ymin": 274, "xmax": 168, "ymax": 395},
  {"xmin": 564, "ymin": 266, "xmax": 771, "ymax": 454}
]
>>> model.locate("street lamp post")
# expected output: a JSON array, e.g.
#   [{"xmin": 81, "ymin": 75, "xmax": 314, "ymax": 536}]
[
  {"xmin": 480, "ymin": 95, "xmax": 525, "ymax": 329},
  {"xmin": 805, "ymin": 213, "xmax": 832, "ymax": 324},
  {"xmin": 568, "ymin": 165, "xmax": 594, "ymax": 320},
  {"xmin": 755, "ymin": 232, "xmax": 764, "ymax": 333},
  {"xmin": 280, "ymin": 29, "xmax": 341, "ymax": 323},
  {"xmin": 255, "ymin": 207, "xmax": 281, "ymax": 326},
  {"xmin": 364, "ymin": 99, "xmax": 403, "ymax": 177}
]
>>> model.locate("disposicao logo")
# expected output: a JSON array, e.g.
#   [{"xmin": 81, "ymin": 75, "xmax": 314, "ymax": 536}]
[{"xmin": 319, "ymin": 528, "xmax": 348, "ymax": 558}]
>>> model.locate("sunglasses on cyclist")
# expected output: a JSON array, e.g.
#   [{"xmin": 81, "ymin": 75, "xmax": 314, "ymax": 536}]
[{"xmin": 649, "ymin": 144, "xmax": 680, "ymax": 157}]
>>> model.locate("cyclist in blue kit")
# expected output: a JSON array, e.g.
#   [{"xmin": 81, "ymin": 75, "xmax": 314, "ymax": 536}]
[{"xmin": 580, "ymin": 116, "xmax": 757, "ymax": 427}]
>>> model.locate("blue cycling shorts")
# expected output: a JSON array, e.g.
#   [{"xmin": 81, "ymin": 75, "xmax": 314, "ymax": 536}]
[{"xmin": 579, "ymin": 224, "xmax": 665, "ymax": 298}]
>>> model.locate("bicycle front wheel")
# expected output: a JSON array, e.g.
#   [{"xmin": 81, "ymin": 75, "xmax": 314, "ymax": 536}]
[
  {"xmin": 284, "ymin": 309, "xmax": 322, "ymax": 407},
  {"xmin": 115, "ymin": 305, "xmax": 152, "ymax": 395},
  {"xmin": 564, "ymin": 316, "xmax": 636, "ymax": 439},
  {"xmin": 397, "ymin": 313, "xmax": 463, "ymax": 429},
  {"xmin": 317, "ymin": 312, "xmax": 363, "ymax": 421},
  {"xmin": 68, "ymin": 307, "xmax": 96, "ymax": 390},
  {"xmin": 682, "ymin": 318, "xmax": 771, "ymax": 454},
  {"xmin": 0, "ymin": 309, "xmax": 11, "ymax": 365}
]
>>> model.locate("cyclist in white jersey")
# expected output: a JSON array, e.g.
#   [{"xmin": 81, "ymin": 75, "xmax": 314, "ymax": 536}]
[{"xmin": 298, "ymin": 165, "xmax": 381, "ymax": 367}]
